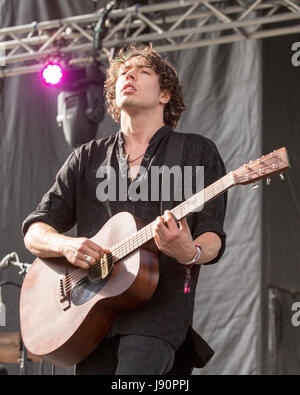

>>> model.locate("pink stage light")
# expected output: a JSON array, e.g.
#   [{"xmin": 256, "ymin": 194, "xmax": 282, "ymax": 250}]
[{"xmin": 42, "ymin": 63, "xmax": 63, "ymax": 85}]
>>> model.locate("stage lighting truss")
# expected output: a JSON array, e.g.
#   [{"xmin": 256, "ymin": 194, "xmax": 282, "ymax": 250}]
[{"xmin": 1, "ymin": 0, "xmax": 300, "ymax": 78}]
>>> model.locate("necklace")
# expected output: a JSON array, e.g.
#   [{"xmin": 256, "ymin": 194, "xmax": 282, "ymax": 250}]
[{"xmin": 126, "ymin": 152, "xmax": 145, "ymax": 164}]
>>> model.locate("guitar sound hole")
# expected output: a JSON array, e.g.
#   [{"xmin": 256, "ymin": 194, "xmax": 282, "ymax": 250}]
[{"xmin": 88, "ymin": 265, "xmax": 103, "ymax": 282}]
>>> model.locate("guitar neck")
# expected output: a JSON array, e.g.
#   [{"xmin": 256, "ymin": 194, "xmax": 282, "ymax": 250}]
[
  {"xmin": 110, "ymin": 172, "xmax": 234, "ymax": 261},
  {"xmin": 108, "ymin": 146, "xmax": 290, "ymax": 262}
]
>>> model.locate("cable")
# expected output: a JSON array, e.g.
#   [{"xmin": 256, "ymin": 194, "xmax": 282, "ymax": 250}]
[{"xmin": 93, "ymin": 0, "xmax": 124, "ymax": 51}]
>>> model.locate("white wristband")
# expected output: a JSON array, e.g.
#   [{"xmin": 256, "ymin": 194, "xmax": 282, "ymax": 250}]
[{"xmin": 180, "ymin": 245, "xmax": 202, "ymax": 266}]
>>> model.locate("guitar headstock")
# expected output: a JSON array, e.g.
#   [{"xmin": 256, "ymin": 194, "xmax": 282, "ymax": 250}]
[{"xmin": 232, "ymin": 147, "xmax": 290, "ymax": 185}]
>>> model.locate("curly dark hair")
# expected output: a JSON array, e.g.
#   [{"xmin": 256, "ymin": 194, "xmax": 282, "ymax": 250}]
[{"xmin": 105, "ymin": 43, "xmax": 186, "ymax": 129}]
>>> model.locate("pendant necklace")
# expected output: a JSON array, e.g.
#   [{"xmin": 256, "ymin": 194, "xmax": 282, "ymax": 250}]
[{"xmin": 125, "ymin": 152, "xmax": 145, "ymax": 164}]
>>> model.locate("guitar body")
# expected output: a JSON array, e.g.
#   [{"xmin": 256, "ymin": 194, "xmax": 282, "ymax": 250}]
[{"xmin": 20, "ymin": 212, "xmax": 159, "ymax": 367}]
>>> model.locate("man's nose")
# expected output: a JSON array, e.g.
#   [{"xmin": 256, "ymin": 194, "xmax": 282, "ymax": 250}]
[{"xmin": 125, "ymin": 69, "xmax": 136, "ymax": 80}]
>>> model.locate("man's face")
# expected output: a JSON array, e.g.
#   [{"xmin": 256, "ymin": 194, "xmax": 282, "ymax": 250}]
[{"xmin": 115, "ymin": 56, "xmax": 169, "ymax": 115}]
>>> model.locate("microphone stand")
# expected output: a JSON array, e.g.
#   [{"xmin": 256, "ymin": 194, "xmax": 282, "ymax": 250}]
[
  {"xmin": 0, "ymin": 253, "xmax": 31, "ymax": 375},
  {"xmin": 13, "ymin": 256, "xmax": 31, "ymax": 375}
]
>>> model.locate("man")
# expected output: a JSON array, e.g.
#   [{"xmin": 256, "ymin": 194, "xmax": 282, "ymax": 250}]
[{"xmin": 23, "ymin": 43, "xmax": 227, "ymax": 375}]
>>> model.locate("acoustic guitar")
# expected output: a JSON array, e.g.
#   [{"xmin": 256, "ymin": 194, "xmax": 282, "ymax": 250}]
[{"xmin": 19, "ymin": 147, "xmax": 290, "ymax": 367}]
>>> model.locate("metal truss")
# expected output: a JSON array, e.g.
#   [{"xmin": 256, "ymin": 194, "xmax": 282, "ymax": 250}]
[{"xmin": 1, "ymin": 0, "xmax": 300, "ymax": 78}]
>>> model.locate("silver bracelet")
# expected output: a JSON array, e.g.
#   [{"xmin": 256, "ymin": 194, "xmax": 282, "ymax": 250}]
[{"xmin": 180, "ymin": 245, "xmax": 202, "ymax": 266}]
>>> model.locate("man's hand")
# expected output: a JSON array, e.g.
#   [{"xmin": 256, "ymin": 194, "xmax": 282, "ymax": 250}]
[
  {"xmin": 62, "ymin": 237, "xmax": 107, "ymax": 270},
  {"xmin": 152, "ymin": 210, "xmax": 197, "ymax": 263},
  {"xmin": 24, "ymin": 222, "xmax": 108, "ymax": 270}
]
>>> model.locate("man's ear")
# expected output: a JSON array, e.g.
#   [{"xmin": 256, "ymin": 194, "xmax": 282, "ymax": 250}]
[{"xmin": 160, "ymin": 90, "xmax": 171, "ymax": 105}]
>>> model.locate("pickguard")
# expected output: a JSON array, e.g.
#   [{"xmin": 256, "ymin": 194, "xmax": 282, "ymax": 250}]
[{"xmin": 70, "ymin": 276, "xmax": 110, "ymax": 306}]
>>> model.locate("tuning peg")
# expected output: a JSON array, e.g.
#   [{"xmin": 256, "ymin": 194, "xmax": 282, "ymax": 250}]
[
  {"xmin": 271, "ymin": 151, "xmax": 277, "ymax": 158},
  {"xmin": 266, "ymin": 177, "xmax": 271, "ymax": 186},
  {"xmin": 279, "ymin": 173, "xmax": 285, "ymax": 181},
  {"xmin": 252, "ymin": 183, "xmax": 259, "ymax": 190}
]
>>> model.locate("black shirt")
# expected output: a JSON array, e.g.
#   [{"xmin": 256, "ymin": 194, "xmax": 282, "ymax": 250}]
[{"xmin": 22, "ymin": 125, "xmax": 227, "ymax": 349}]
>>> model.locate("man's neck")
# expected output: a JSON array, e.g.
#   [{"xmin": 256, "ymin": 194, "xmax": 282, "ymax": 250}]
[{"xmin": 120, "ymin": 113, "xmax": 165, "ymax": 147}]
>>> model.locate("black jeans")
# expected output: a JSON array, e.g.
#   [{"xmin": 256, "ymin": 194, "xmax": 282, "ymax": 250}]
[{"xmin": 75, "ymin": 334, "xmax": 175, "ymax": 375}]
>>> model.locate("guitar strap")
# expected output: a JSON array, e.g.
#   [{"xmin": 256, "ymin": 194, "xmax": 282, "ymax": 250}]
[
  {"xmin": 160, "ymin": 134, "xmax": 216, "ymax": 370},
  {"xmin": 160, "ymin": 132, "xmax": 186, "ymax": 216}
]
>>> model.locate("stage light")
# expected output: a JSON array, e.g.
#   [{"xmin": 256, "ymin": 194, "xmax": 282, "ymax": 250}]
[
  {"xmin": 56, "ymin": 63, "xmax": 106, "ymax": 148},
  {"xmin": 42, "ymin": 63, "xmax": 63, "ymax": 85}
]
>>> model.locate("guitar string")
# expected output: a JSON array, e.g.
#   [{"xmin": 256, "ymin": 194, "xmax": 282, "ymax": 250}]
[
  {"xmin": 62, "ymin": 163, "xmax": 275, "ymax": 290},
  {"xmin": 64, "ymin": 170, "xmax": 230, "ymax": 286},
  {"xmin": 62, "ymin": 162, "xmax": 280, "ymax": 290},
  {"xmin": 63, "ymin": 254, "xmax": 114, "ymax": 292},
  {"xmin": 63, "ymin": 182, "xmax": 225, "ymax": 289},
  {"xmin": 62, "ymin": 166, "xmax": 264, "ymax": 289}
]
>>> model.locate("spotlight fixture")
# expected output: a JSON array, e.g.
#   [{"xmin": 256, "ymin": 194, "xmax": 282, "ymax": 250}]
[{"xmin": 55, "ymin": 63, "xmax": 106, "ymax": 148}]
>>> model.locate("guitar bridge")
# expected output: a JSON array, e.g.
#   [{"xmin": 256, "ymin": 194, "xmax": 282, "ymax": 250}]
[
  {"xmin": 100, "ymin": 254, "xmax": 109, "ymax": 279},
  {"xmin": 88, "ymin": 253, "xmax": 112, "ymax": 282}
]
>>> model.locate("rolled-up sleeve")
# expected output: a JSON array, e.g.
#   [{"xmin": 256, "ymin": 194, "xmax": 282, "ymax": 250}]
[
  {"xmin": 187, "ymin": 138, "xmax": 227, "ymax": 265},
  {"xmin": 22, "ymin": 150, "xmax": 79, "ymax": 236}
]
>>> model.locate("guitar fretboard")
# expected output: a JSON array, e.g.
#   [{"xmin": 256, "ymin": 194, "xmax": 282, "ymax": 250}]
[{"xmin": 110, "ymin": 172, "xmax": 234, "ymax": 262}]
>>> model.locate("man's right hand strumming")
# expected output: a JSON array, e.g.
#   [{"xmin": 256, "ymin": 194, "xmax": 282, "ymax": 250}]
[{"xmin": 24, "ymin": 222, "xmax": 105, "ymax": 270}]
